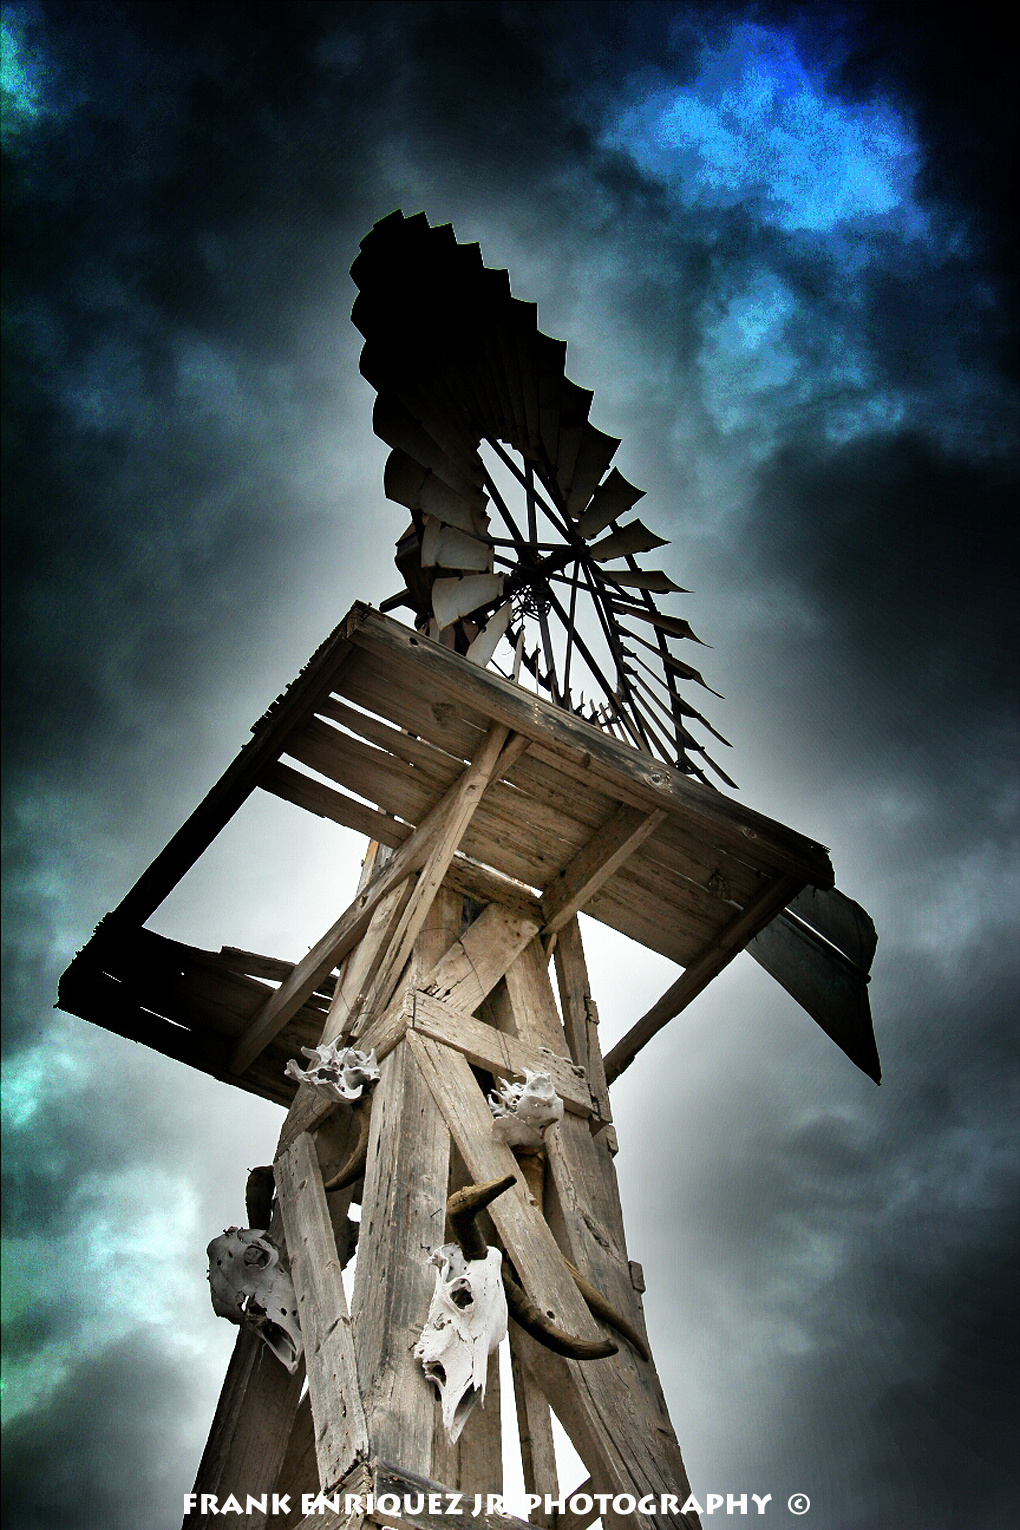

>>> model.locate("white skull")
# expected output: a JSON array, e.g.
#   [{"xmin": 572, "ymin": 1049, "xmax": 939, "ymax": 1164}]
[
  {"xmin": 284, "ymin": 1042, "xmax": 380, "ymax": 1102},
  {"xmin": 489, "ymin": 1070, "xmax": 564, "ymax": 1148},
  {"xmin": 207, "ymin": 1227, "xmax": 303, "ymax": 1373},
  {"xmin": 414, "ymin": 1244, "xmax": 508, "ymax": 1443}
]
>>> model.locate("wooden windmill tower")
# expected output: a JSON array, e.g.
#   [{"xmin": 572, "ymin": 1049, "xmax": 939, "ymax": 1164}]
[{"xmin": 59, "ymin": 212, "xmax": 880, "ymax": 1530}]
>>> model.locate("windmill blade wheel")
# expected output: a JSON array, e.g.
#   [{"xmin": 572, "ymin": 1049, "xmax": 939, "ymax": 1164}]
[{"xmin": 352, "ymin": 209, "xmax": 732, "ymax": 787}]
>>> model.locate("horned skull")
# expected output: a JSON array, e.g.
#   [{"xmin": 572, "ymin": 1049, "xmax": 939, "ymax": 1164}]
[
  {"xmin": 206, "ymin": 1227, "xmax": 303, "ymax": 1373},
  {"xmin": 489, "ymin": 1069, "xmax": 564, "ymax": 1148},
  {"xmin": 284, "ymin": 1042, "xmax": 380, "ymax": 1102},
  {"xmin": 414, "ymin": 1243, "xmax": 508, "ymax": 1443}
]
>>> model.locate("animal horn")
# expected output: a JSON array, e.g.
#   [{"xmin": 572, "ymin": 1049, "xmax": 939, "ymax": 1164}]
[
  {"xmin": 447, "ymin": 1176, "xmax": 617, "ymax": 1362},
  {"xmin": 565, "ymin": 1258, "xmax": 651, "ymax": 1363},
  {"xmin": 322, "ymin": 1101, "xmax": 373, "ymax": 1193}
]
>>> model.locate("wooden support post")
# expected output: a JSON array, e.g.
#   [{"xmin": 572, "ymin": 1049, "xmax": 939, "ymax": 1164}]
[
  {"xmin": 509, "ymin": 1337, "xmax": 559, "ymax": 1526},
  {"xmin": 232, "ymin": 724, "xmax": 519, "ymax": 1073},
  {"xmin": 275, "ymin": 1132, "xmax": 369, "ymax": 1491},
  {"xmin": 553, "ymin": 918, "xmax": 612, "ymax": 1132},
  {"xmin": 540, "ymin": 806, "xmax": 666, "ymax": 935},
  {"xmin": 182, "ymin": 1324, "xmax": 304, "ymax": 1530}
]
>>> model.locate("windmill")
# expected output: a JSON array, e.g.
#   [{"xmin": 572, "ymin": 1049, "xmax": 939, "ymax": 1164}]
[{"xmin": 59, "ymin": 211, "xmax": 879, "ymax": 1530}]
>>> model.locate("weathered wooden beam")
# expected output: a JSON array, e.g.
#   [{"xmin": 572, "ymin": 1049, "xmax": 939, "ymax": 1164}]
[
  {"xmin": 509, "ymin": 1338, "xmax": 559, "ymax": 1526},
  {"xmin": 351, "ymin": 1037, "xmax": 452, "ymax": 1476},
  {"xmin": 275, "ymin": 1132, "xmax": 369, "ymax": 1491},
  {"xmin": 418, "ymin": 902, "xmax": 543, "ymax": 1018},
  {"xmin": 350, "ymin": 610, "xmax": 834, "ymax": 888},
  {"xmin": 553, "ymin": 917, "xmax": 612, "ymax": 1131},
  {"xmin": 372, "ymin": 1461, "xmax": 544, "ymax": 1530},
  {"xmin": 603, "ymin": 873, "xmax": 804, "ymax": 1084},
  {"xmin": 541, "ymin": 805, "xmax": 666, "ymax": 934},
  {"xmin": 357, "ymin": 729, "xmax": 525, "ymax": 1015},
  {"xmin": 231, "ymin": 726, "xmax": 516, "ymax": 1073},
  {"xmin": 182, "ymin": 1326, "xmax": 305, "ymax": 1530}
]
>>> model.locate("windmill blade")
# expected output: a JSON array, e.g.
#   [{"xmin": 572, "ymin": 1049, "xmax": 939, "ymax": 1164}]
[
  {"xmin": 566, "ymin": 425, "xmax": 621, "ymax": 517},
  {"xmin": 609, "ymin": 600, "xmax": 703, "ymax": 642},
  {"xmin": 786, "ymin": 887, "xmax": 878, "ymax": 973},
  {"xmin": 620, "ymin": 623, "xmax": 722, "ymax": 694},
  {"xmin": 384, "ymin": 449, "xmax": 490, "ymax": 538},
  {"xmin": 747, "ymin": 910, "xmax": 881, "ymax": 1083},
  {"xmin": 576, "ymin": 469, "xmax": 645, "ymax": 537},
  {"xmin": 588, "ymin": 519, "xmax": 669, "ymax": 562},
  {"xmin": 465, "ymin": 601, "xmax": 512, "ymax": 668},
  {"xmin": 597, "ymin": 568, "xmax": 684, "ymax": 594},
  {"xmin": 373, "ymin": 395, "xmax": 484, "ymax": 505},
  {"xmin": 421, "ymin": 517, "xmax": 494, "ymax": 571},
  {"xmin": 555, "ymin": 378, "xmax": 594, "ymax": 500},
  {"xmin": 431, "ymin": 573, "xmax": 504, "ymax": 630}
]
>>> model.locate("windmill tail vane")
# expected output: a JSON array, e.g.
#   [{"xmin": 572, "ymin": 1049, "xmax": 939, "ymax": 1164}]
[{"xmin": 354, "ymin": 209, "xmax": 732, "ymax": 788}]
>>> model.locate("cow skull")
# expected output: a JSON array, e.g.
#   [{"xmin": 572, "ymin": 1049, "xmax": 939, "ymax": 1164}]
[
  {"xmin": 207, "ymin": 1227, "xmax": 303, "ymax": 1373},
  {"xmin": 414, "ymin": 1243, "xmax": 507, "ymax": 1443},
  {"xmin": 489, "ymin": 1070, "xmax": 564, "ymax": 1148},
  {"xmin": 285, "ymin": 1042, "xmax": 380, "ymax": 1102}
]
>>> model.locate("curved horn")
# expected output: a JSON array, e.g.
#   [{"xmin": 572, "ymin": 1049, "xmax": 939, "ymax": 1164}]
[
  {"xmin": 447, "ymin": 1176, "xmax": 617, "ymax": 1362},
  {"xmin": 447, "ymin": 1174, "xmax": 516, "ymax": 1260},
  {"xmin": 245, "ymin": 1165, "xmax": 276, "ymax": 1230},
  {"xmin": 322, "ymin": 1102, "xmax": 373, "ymax": 1194},
  {"xmin": 503, "ymin": 1271, "xmax": 617, "ymax": 1361},
  {"xmin": 565, "ymin": 1259, "xmax": 651, "ymax": 1363}
]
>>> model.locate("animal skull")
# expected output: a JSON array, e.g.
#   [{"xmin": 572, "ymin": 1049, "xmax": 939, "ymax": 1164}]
[
  {"xmin": 207, "ymin": 1227, "xmax": 303, "ymax": 1373},
  {"xmin": 489, "ymin": 1069, "xmax": 564, "ymax": 1148},
  {"xmin": 284, "ymin": 1042, "xmax": 380, "ymax": 1102},
  {"xmin": 414, "ymin": 1243, "xmax": 508, "ymax": 1442}
]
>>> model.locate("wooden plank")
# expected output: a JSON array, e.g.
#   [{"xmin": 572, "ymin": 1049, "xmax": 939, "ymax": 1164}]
[
  {"xmin": 420, "ymin": 902, "xmax": 543, "ymax": 1017},
  {"xmin": 553, "ymin": 917, "xmax": 612, "ymax": 1129},
  {"xmin": 603, "ymin": 873, "xmax": 804, "ymax": 1083},
  {"xmin": 350, "ymin": 610, "xmax": 834, "ymax": 888},
  {"xmin": 318, "ymin": 695, "xmax": 469, "ymax": 777},
  {"xmin": 232, "ymin": 733, "xmax": 517, "ymax": 1074},
  {"xmin": 357, "ymin": 725, "xmax": 515, "ymax": 1014},
  {"xmin": 261, "ymin": 762, "xmax": 411, "ymax": 849},
  {"xmin": 407, "ymin": 1032, "xmax": 604, "ymax": 1342},
  {"xmin": 541, "ymin": 806, "xmax": 666, "ymax": 933},
  {"xmin": 274, "ymin": 1132, "xmax": 369, "ymax": 1490},
  {"xmin": 108, "ymin": 609, "xmax": 364, "ymax": 929},
  {"xmin": 499, "ymin": 945, "xmax": 700, "ymax": 1530},
  {"xmin": 322, "ymin": 880, "xmax": 413, "ymax": 1045},
  {"xmin": 409, "ymin": 990, "xmax": 593, "ymax": 1116},
  {"xmin": 183, "ymin": 1326, "xmax": 305, "ymax": 1530},
  {"xmin": 285, "ymin": 717, "xmax": 449, "ymax": 822},
  {"xmin": 351, "ymin": 1039, "xmax": 451, "ymax": 1476},
  {"xmin": 510, "ymin": 1338, "xmax": 558, "ymax": 1526}
]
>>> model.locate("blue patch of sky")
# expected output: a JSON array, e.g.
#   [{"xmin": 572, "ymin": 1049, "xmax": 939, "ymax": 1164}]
[
  {"xmin": 601, "ymin": 23, "xmax": 928, "ymax": 446},
  {"xmin": 1, "ymin": 7, "xmax": 51, "ymax": 141},
  {"xmin": 603, "ymin": 22, "xmax": 925, "ymax": 237}
]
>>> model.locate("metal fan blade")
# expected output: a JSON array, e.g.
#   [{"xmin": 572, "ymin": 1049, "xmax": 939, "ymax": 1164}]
[
  {"xmin": 555, "ymin": 378, "xmax": 594, "ymax": 499},
  {"xmin": 431, "ymin": 573, "xmax": 504, "ymax": 630},
  {"xmin": 421, "ymin": 517, "xmax": 494, "ymax": 572},
  {"xmin": 384, "ymin": 449, "xmax": 489, "ymax": 538},
  {"xmin": 566, "ymin": 425, "xmax": 621, "ymax": 517},
  {"xmin": 465, "ymin": 600, "xmax": 512, "ymax": 668},
  {"xmin": 596, "ymin": 568, "xmax": 683, "ymax": 594},
  {"xmin": 588, "ymin": 519, "xmax": 669, "ymax": 562},
  {"xmin": 373, "ymin": 395, "xmax": 484, "ymax": 504},
  {"xmin": 576, "ymin": 469, "xmax": 645, "ymax": 538},
  {"xmin": 609, "ymin": 602, "xmax": 704, "ymax": 643}
]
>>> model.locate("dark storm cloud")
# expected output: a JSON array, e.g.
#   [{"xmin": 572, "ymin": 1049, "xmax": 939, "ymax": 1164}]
[
  {"xmin": 3, "ymin": 3, "xmax": 1017, "ymax": 1528},
  {"xmin": 2, "ymin": 1333, "xmax": 206, "ymax": 1530}
]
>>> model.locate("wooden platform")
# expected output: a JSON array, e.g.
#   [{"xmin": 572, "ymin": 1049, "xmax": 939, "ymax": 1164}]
[{"xmin": 59, "ymin": 604, "xmax": 839, "ymax": 1104}]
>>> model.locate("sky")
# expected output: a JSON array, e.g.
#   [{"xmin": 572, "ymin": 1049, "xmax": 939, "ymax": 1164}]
[{"xmin": 2, "ymin": 2, "xmax": 1017, "ymax": 1526}]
